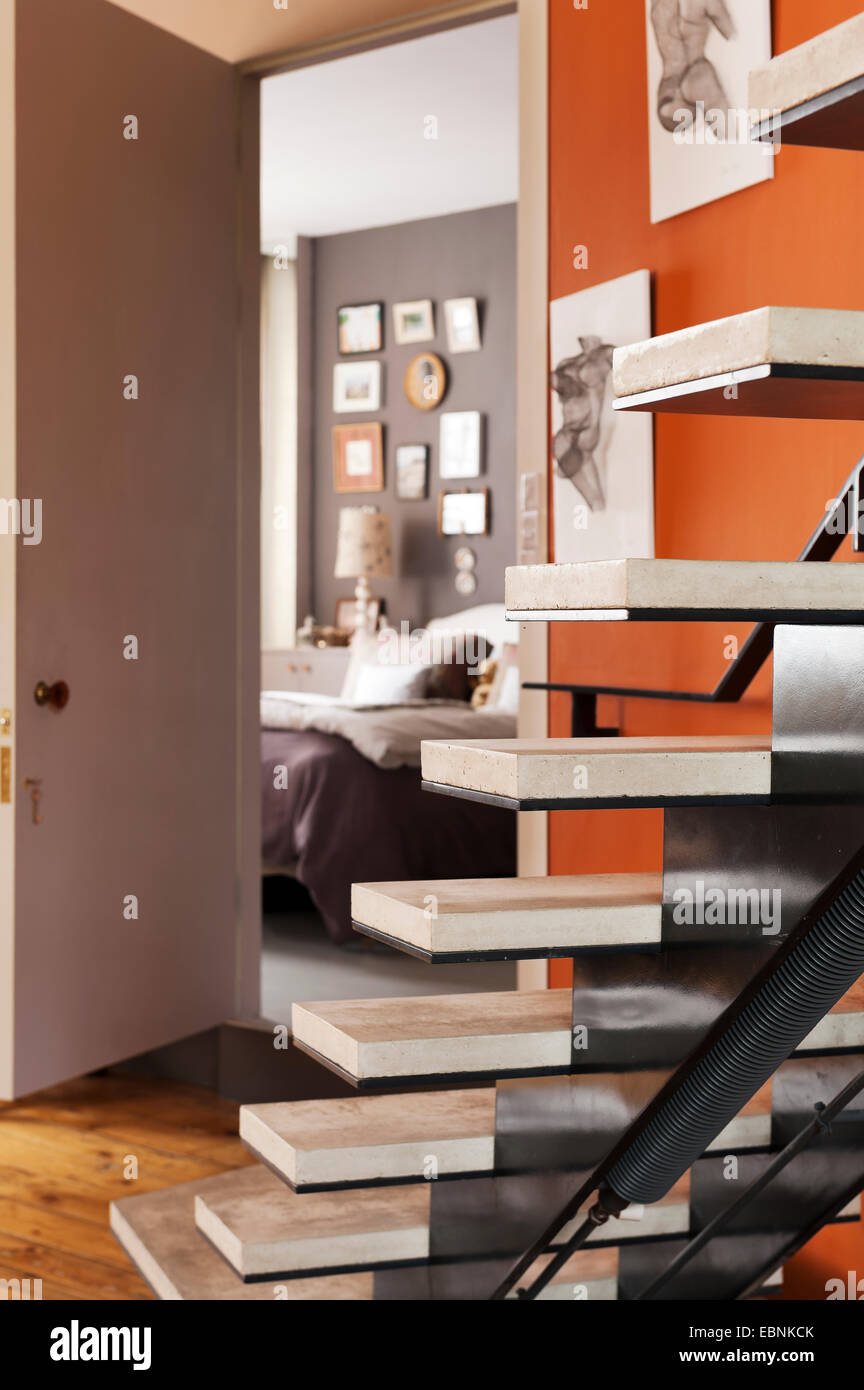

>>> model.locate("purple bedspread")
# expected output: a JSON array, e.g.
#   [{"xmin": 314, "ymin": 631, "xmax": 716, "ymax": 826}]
[{"xmin": 262, "ymin": 729, "xmax": 516, "ymax": 945}]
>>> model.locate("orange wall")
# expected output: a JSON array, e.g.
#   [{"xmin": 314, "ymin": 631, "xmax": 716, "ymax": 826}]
[{"xmin": 547, "ymin": 0, "xmax": 864, "ymax": 1298}]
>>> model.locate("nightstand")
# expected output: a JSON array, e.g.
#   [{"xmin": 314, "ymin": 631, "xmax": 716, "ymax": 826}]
[{"xmin": 260, "ymin": 647, "xmax": 351, "ymax": 696}]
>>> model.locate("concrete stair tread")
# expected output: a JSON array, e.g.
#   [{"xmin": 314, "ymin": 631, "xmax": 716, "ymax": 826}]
[
  {"xmin": 242, "ymin": 1076, "xmax": 776, "ymax": 1191},
  {"xmin": 420, "ymin": 736, "xmax": 771, "ymax": 809},
  {"xmin": 394, "ymin": 1247, "xmax": 784, "ymax": 1300},
  {"xmin": 241, "ymin": 1089, "xmax": 497, "ymax": 1189},
  {"xmin": 524, "ymin": 1248, "xmax": 784, "ymax": 1301},
  {"xmin": 192, "ymin": 1162, "xmax": 857, "ymax": 1283},
  {"xmin": 612, "ymin": 306, "xmax": 864, "ymax": 400},
  {"xmin": 522, "ymin": 1245, "xmax": 620, "ymax": 1299},
  {"xmin": 292, "ymin": 985, "xmax": 864, "ymax": 1086},
  {"xmin": 109, "ymin": 1173, "xmax": 789, "ymax": 1299},
  {"xmin": 750, "ymin": 14, "xmax": 864, "ymax": 119},
  {"xmin": 109, "ymin": 1176, "xmax": 373, "ymax": 1300},
  {"xmin": 193, "ymin": 1164, "xmax": 693, "ymax": 1281},
  {"xmin": 195, "ymin": 1165, "xmax": 431, "ymax": 1279},
  {"xmin": 351, "ymin": 872, "xmax": 663, "ymax": 959},
  {"xmin": 504, "ymin": 559, "xmax": 864, "ymax": 623}
]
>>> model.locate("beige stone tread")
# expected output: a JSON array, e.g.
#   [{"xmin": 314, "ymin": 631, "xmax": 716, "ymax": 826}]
[
  {"xmin": 110, "ymin": 1176, "xmax": 372, "ymax": 1300},
  {"xmin": 194, "ymin": 1164, "xmax": 431, "ymax": 1279},
  {"xmin": 420, "ymin": 736, "xmax": 771, "ymax": 805},
  {"xmin": 525, "ymin": 1248, "xmax": 786, "ymax": 1301},
  {"xmin": 750, "ymin": 14, "xmax": 864, "ymax": 116},
  {"xmin": 504, "ymin": 558, "xmax": 864, "ymax": 619},
  {"xmin": 519, "ymin": 1237, "xmax": 785, "ymax": 1300},
  {"xmin": 195, "ymin": 1166, "xmax": 695, "ymax": 1284},
  {"xmin": 240, "ymin": 1089, "xmax": 497, "ymax": 1189},
  {"xmin": 293, "ymin": 987, "xmax": 864, "ymax": 1085},
  {"xmin": 521, "ymin": 1246, "xmax": 620, "ymax": 1300},
  {"xmin": 292, "ymin": 988, "xmax": 573, "ymax": 1082},
  {"xmin": 612, "ymin": 307, "xmax": 864, "ymax": 398},
  {"xmin": 245, "ymin": 1073, "xmax": 777, "ymax": 1193},
  {"xmin": 351, "ymin": 873, "xmax": 663, "ymax": 957}
]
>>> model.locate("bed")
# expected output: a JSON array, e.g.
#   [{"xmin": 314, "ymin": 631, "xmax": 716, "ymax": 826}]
[{"xmin": 261, "ymin": 607, "xmax": 519, "ymax": 946}]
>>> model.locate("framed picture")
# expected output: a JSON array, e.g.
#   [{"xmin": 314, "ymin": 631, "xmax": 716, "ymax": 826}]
[
  {"xmin": 395, "ymin": 444, "xmax": 429, "ymax": 501},
  {"xmin": 335, "ymin": 596, "xmax": 382, "ymax": 632},
  {"xmin": 439, "ymin": 410, "xmax": 482, "ymax": 479},
  {"xmin": 550, "ymin": 269, "xmax": 654, "ymax": 564},
  {"xmin": 333, "ymin": 422, "xmax": 384, "ymax": 493},
  {"xmin": 393, "ymin": 299, "xmax": 434, "ymax": 345},
  {"xmin": 438, "ymin": 489, "xmax": 489, "ymax": 537},
  {"xmin": 645, "ymin": 0, "xmax": 772, "ymax": 223},
  {"xmin": 444, "ymin": 297, "xmax": 481, "ymax": 353},
  {"xmin": 333, "ymin": 360, "xmax": 382, "ymax": 413},
  {"xmin": 403, "ymin": 352, "xmax": 447, "ymax": 411},
  {"xmin": 337, "ymin": 302, "xmax": 383, "ymax": 355}
]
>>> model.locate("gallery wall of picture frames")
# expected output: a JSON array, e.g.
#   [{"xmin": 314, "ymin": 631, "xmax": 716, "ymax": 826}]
[{"xmin": 329, "ymin": 294, "xmax": 491, "ymax": 597}]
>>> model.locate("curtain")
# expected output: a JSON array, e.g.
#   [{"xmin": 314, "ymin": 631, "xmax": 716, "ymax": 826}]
[{"xmin": 260, "ymin": 253, "xmax": 298, "ymax": 650}]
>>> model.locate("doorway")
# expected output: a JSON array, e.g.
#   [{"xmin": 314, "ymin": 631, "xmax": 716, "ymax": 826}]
[{"xmin": 256, "ymin": 13, "xmax": 522, "ymax": 1021}]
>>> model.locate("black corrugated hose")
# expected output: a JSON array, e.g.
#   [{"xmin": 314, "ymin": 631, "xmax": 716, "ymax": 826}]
[
  {"xmin": 607, "ymin": 866, "xmax": 864, "ymax": 1205},
  {"xmin": 514, "ymin": 866, "xmax": 864, "ymax": 1299}
]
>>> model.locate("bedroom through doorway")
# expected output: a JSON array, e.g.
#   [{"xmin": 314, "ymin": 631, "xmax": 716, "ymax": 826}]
[{"xmin": 257, "ymin": 12, "xmax": 522, "ymax": 1023}]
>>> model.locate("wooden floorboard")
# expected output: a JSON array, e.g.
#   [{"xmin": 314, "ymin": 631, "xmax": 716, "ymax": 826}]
[{"xmin": 0, "ymin": 1071, "xmax": 255, "ymax": 1301}]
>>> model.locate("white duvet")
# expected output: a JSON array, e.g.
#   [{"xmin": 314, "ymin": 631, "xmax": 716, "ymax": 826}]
[{"xmin": 260, "ymin": 691, "xmax": 517, "ymax": 770}]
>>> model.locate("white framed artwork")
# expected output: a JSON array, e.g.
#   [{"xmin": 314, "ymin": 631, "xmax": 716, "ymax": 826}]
[
  {"xmin": 392, "ymin": 299, "xmax": 435, "ymax": 345},
  {"xmin": 444, "ymin": 297, "xmax": 481, "ymax": 353},
  {"xmin": 439, "ymin": 410, "xmax": 482, "ymax": 479},
  {"xmin": 333, "ymin": 360, "xmax": 382, "ymax": 413},
  {"xmin": 550, "ymin": 269, "xmax": 654, "ymax": 565},
  {"xmin": 438, "ymin": 489, "xmax": 488, "ymax": 537},
  {"xmin": 645, "ymin": 0, "xmax": 773, "ymax": 223}
]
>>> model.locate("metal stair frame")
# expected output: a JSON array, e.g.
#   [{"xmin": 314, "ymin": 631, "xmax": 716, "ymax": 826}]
[{"xmin": 487, "ymin": 622, "xmax": 864, "ymax": 1299}]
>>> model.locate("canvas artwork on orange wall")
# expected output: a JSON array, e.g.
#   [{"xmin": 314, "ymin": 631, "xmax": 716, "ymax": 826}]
[
  {"xmin": 550, "ymin": 268, "xmax": 654, "ymax": 563},
  {"xmin": 646, "ymin": 0, "xmax": 774, "ymax": 222}
]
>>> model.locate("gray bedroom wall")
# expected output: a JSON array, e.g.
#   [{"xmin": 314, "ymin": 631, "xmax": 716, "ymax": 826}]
[{"xmin": 303, "ymin": 202, "xmax": 516, "ymax": 630}]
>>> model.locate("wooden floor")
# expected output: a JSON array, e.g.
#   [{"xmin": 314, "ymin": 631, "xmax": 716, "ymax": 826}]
[
  {"xmin": 1, "ymin": 1068, "xmax": 858, "ymax": 1301},
  {"xmin": 0, "ymin": 1071, "xmax": 254, "ymax": 1301}
]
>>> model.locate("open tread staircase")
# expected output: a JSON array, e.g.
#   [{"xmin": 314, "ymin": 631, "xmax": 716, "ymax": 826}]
[{"xmin": 110, "ymin": 12, "xmax": 864, "ymax": 1301}]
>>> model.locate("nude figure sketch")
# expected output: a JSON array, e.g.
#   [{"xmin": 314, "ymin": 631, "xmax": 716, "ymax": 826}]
[
  {"xmin": 650, "ymin": 0, "xmax": 736, "ymax": 133},
  {"xmin": 550, "ymin": 336, "xmax": 616, "ymax": 513}
]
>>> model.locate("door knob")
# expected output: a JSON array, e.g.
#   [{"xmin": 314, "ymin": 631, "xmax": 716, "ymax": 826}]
[{"xmin": 34, "ymin": 680, "xmax": 69, "ymax": 710}]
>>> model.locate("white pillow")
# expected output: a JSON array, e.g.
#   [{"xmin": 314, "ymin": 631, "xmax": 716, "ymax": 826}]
[
  {"xmin": 350, "ymin": 660, "xmax": 429, "ymax": 705},
  {"xmin": 341, "ymin": 628, "xmax": 430, "ymax": 704}
]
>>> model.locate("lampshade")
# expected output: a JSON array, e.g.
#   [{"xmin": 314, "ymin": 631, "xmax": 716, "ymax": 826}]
[{"xmin": 334, "ymin": 507, "xmax": 392, "ymax": 580}]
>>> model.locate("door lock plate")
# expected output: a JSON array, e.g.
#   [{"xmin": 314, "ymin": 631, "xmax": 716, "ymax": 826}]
[{"xmin": 0, "ymin": 747, "xmax": 10, "ymax": 803}]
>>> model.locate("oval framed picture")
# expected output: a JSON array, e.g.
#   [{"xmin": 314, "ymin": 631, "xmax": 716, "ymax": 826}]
[{"xmin": 403, "ymin": 351, "xmax": 447, "ymax": 411}]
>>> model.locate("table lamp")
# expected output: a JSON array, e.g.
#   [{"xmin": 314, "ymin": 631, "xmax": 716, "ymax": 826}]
[{"xmin": 334, "ymin": 506, "xmax": 392, "ymax": 632}]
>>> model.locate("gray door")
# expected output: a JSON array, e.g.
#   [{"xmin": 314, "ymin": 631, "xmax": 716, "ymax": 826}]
[{"xmin": 0, "ymin": 0, "xmax": 250, "ymax": 1096}]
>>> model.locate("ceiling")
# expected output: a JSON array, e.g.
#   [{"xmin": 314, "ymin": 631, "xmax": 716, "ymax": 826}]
[
  {"xmin": 260, "ymin": 15, "xmax": 518, "ymax": 253},
  {"xmin": 105, "ymin": 0, "xmax": 503, "ymax": 66}
]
